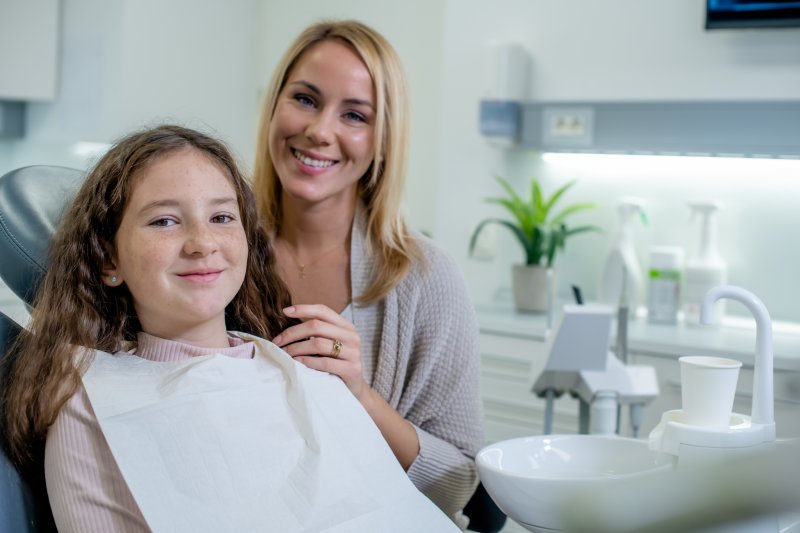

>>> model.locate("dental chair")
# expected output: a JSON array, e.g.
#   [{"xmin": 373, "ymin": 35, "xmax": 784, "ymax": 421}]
[{"xmin": 0, "ymin": 165, "xmax": 85, "ymax": 532}]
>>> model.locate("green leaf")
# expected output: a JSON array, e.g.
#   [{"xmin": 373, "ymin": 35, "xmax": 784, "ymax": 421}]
[
  {"xmin": 468, "ymin": 218, "xmax": 533, "ymax": 263},
  {"xmin": 565, "ymin": 224, "xmax": 603, "ymax": 237},
  {"xmin": 472, "ymin": 177, "xmax": 599, "ymax": 266},
  {"xmin": 492, "ymin": 177, "xmax": 534, "ymax": 235},
  {"xmin": 543, "ymin": 180, "xmax": 576, "ymax": 214},
  {"xmin": 486, "ymin": 198, "xmax": 534, "ymax": 236},
  {"xmin": 531, "ymin": 180, "xmax": 545, "ymax": 225},
  {"xmin": 551, "ymin": 203, "xmax": 596, "ymax": 226}
]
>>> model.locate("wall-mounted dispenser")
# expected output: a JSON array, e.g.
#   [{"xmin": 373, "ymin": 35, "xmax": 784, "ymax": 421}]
[{"xmin": 479, "ymin": 43, "xmax": 530, "ymax": 147}]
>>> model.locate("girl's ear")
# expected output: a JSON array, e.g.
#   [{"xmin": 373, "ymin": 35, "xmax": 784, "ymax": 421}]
[
  {"xmin": 102, "ymin": 266, "xmax": 123, "ymax": 287},
  {"xmin": 101, "ymin": 246, "xmax": 123, "ymax": 287}
]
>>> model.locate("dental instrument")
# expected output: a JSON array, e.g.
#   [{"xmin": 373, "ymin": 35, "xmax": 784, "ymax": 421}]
[{"xmin": 531, "ymin": 303, "xmax": 659, "ymax": 436}]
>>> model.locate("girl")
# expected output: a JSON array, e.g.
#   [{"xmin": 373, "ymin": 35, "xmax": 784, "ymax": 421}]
[{"xmin": 2, "ymin": 125, "xmax": 457, "ymax": 532}]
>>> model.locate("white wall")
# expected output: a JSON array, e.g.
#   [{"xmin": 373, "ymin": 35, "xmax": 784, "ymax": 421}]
[
  {"xmin": 0, "ymin": 0, "xmax": 60, "ymax": 100},
  {"xmin": 433, "ymin": 0, "xmax": 800, "ymax": 322},
  {"xmin": 1, "ymin": 0, "xmax": 261, "ymax": 173},
  {"xmin": 256, "ymin": 0, "xmax": 446, "ymax": 235},
  {"xmin": 503, "ymin": 0, "xmax": 800, "ymax": 101}
]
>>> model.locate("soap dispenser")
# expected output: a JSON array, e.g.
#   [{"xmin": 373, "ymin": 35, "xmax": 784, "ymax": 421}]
[
  {"xmin": 599, "ymin": 197, "xmax": 646, "ymax": 313},
  {"xmin": 684, "ymin": 201, "xmax": 727, "ymax": 325}
]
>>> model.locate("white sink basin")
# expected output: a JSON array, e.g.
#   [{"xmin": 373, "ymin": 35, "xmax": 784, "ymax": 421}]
[{"xmin": 476, "ymin": 434, "xmax": 671, "ymax": 532}]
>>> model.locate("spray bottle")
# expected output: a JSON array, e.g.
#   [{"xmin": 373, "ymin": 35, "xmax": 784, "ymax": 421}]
[
  {"xmin": 683, "ymin": 201, "xmax": 727, "ymax": 325},
  {"xmin": 599, "ymin": 197, "xmax": 646, "ymax": 314}
]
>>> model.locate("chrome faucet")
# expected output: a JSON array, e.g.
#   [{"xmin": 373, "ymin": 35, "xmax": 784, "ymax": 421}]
[{"xmin": 701, "ymin": 285, "xmax": 775, "ymax": 429}]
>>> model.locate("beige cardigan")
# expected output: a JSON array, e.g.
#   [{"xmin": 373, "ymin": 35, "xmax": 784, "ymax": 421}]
[{"xmin": 349, "ymin": 205, "xmax": 484, "ymax": 517}]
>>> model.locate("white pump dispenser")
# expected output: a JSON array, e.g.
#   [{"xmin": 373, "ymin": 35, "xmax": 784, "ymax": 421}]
[
  {"xmin": 599, "ymin": 197, "xmax": 646, "ymax": 313},
  {"xmin": 684, "ymin": 201, "xmax": 727, "ymax": 325}
]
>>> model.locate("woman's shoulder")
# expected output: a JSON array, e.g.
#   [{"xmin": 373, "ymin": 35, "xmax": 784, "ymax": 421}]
[
  {"xmin": 399, "ymin": 231, "xmax": 469, "ymax": 299},
  {"xmin": 406, "ymin": 230, "xmax": 459, "ymax": 275},
  {"xmin": 392, "ymin": 232, "xmax": 479, "ymax": 349}
]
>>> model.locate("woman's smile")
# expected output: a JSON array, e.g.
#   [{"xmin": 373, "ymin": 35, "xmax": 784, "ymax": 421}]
[
  {"xmin": 269, "ymin": 39, "xmax": 376, "ymax": 205},
  {"xmin": 291, "ymin": 147, "xmax": 338, "ymax": 170}
]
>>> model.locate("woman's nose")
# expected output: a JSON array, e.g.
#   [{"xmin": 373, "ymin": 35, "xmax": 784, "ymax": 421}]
[
  {"xmin": 305, "ymin": 110, "xmax": 335, "ymax": 146},
  {"xmin": 183, "ymin": 224, "xmax": 218, "ymax": 256}
]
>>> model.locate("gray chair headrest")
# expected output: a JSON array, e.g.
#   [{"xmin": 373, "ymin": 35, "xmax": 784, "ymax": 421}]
[{"xmin": 0, "ymin": 166, "xmax": 84, "ymax": 306}]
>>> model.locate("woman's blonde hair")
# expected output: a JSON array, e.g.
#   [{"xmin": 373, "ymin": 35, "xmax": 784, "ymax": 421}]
[{"xmin": 253, "ymin": 19, "xmax": 420, "ymax": 304}]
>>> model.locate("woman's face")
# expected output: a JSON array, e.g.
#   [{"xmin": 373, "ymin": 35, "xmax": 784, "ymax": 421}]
[
  {"xmin": 268, "ymin": 39, "xmax": 376, "ymax": 208},
  {"xmin": 106, "ymin": 148, "xmax": 248, "ymax": 344}
]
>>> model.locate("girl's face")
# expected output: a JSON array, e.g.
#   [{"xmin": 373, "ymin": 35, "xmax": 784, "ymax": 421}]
[
  {"xmin": 268, "ymin": 39, "xmax": 376, "ymax": 208},
  {"xmin": 105, "ymin": 148, "xmax": 248, "ymax": 345}
]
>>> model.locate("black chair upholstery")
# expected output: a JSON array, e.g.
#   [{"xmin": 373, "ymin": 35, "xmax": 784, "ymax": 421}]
[
  {"xmin": 0, "ymin": 311, "xmax": 56, "ymax": 533},
  {"xmin": 0, "ymin": 165, "xmax": 85, "ymax": 305},
  {"xmin": 464, "ymin": 481, "xmax": 508, "ymax": 532},
  {"xmin": 0, "ymin": 310, "xmax": 32, "ymax": 532},
  {"xmin": 0, "ymin": 166, "xmax": 84, "ymax": 532}
]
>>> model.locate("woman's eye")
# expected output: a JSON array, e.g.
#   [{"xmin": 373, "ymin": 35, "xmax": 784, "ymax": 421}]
[
  {"xmin": 344, "ymin": 111, "xmax": 367, "ymax": 123},
  {"xmin": 294, "ymin": 94, "xmax": 315, "ymax": 107},
  {"xmin": 150, "ymin": 218, "xmax": 176, "ymax": 227},
  {"xmin": 211, "ymin": 214, "xmax": 234, "ymax": 224}
]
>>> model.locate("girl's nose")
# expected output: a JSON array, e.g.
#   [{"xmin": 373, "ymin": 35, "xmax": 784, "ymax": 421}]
[{"xmin": 183, "ymin": 224, "xmax": 218, "ymax": 256}]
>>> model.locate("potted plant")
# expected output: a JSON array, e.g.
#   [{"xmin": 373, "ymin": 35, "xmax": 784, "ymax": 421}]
[{"xmin": 469, "ymin": 177, "xmax": 598, "ymax": 312}]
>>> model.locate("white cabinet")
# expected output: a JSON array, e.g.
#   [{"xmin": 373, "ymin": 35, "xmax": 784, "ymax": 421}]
[
  {"xmin": 0, "ymin": 0, "xmax": 60, "ymax": 100},
  {"xmin": 479, "ymin": 332, "xmax": 580, "ymax": 443}
]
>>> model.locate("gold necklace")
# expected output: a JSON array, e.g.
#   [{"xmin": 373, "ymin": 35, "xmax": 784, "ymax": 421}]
[{"xmin": 279, "ymin": 239, "xmax": 344, "ymax": 279}]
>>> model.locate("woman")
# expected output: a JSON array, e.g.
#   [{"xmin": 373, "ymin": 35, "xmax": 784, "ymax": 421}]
[{"xmin": 253, "ymin": 20, "xmax": 484, "ymax": 521}]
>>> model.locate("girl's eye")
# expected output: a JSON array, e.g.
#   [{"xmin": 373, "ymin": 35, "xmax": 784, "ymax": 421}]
[
  {"xmin": 211, "ymin": 214, "xmax": 235, "ymax": 224},
  {"xmin": 150, "ymin": 218, "xmax": 176, "ymax": 227}
]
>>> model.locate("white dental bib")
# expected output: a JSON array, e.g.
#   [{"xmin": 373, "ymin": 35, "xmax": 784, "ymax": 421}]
[{"xmin": 82, "ymin": 334, "xmax": 457, "ymax": 532}]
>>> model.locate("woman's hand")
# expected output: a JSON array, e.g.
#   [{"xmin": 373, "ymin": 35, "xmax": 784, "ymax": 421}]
[{"xmin": 272, "ymin": 304, "xmax": 367, "ymax": 400}]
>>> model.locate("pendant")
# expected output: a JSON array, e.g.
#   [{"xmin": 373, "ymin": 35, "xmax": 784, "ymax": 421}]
[{"xmin": 298, "ymin": 265, "xmax": 306, "ymax": 279}]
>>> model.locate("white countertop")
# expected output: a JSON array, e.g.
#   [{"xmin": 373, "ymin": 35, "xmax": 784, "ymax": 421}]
[{"xmin": 475, "ymin": 301, "xmax": 800, "ymax": 372}]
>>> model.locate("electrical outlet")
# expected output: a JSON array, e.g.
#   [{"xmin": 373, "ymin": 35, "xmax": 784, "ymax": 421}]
[
  {"xmin": 551, "ymin": 114, "xmax": 587, "ymax": 137},
  {"xmin": 542, "ymin": 106, "xmax": 594, "ymax": 147}
]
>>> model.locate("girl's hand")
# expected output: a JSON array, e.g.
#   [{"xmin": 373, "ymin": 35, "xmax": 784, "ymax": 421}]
[{"xmin": 272, "ymin": 304, "xmax": 367, "ymax": 400}]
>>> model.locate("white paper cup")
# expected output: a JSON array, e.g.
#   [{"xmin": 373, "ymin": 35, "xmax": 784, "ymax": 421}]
[{"xmin": 679, "ymin": 356, "xmax": 742, "ymax": 428}]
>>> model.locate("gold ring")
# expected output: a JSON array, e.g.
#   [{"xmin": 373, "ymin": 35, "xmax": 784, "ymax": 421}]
[{"xmin": 330, "ymin": 339, "xmax": 343, "ymax": 359}]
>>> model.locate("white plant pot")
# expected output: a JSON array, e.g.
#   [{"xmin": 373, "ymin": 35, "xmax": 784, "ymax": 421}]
[{"xmin": 512, "ymin": 264, "xmax": 556, "ymax": 313}]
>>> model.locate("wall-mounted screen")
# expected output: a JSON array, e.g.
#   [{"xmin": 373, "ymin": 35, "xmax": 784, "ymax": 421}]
[{"xmin": 706, "ymin": 0, "xmax": 800, "ymax": 28}]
